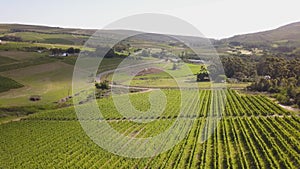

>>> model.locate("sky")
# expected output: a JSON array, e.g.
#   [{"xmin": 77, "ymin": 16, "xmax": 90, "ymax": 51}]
[{"xmin": 0, "ymin": 0, "xmax": 299, "ymax": 39}]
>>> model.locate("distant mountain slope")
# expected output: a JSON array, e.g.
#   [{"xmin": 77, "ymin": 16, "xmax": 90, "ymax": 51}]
[
  {"xmin": 0, "ymin": 24, "xmax": 213, "ymax": 47},
  {"xmin": 0, "ymin": 24, "xmax": 96, "ymax": 35},
  {"xmin": 222, "ymin": 22, "xmax": 300, "ymax": 45},
  {"xmin": 1, "ymin": 22, "xmax": 300, "ymax": 51}
]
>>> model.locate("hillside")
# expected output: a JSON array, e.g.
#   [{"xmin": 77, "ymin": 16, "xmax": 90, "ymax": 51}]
[
  {"xmin": 0, "ymin": 24, "xmax": 96, "ymax": 35},
  {"xmin": 224, "ymin": 22, "xmax": 300, "ymax": 44},
  {"xmin": 1, "ymin": 22, "xmax": 300, "ymax": 47},
  {"xmin": 0, "ymin": 24, "xmax": 215, "ymax": 48}
]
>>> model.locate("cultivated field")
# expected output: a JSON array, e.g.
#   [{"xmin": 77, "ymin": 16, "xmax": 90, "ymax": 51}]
[{"xmin": 0, "ymin": 90, "xmax": 299, "ymax": 168}]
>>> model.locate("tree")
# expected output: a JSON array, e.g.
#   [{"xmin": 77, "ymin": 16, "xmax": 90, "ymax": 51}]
[
  {"xmin": 74, "ymin": 48, "xmax": 81, "ymax": 53},
  {"xmin": 141, "ymin": 49, "xmax": 150, "ymax": 57},
  {"xmin": 295, "ymin": 92, "xmax": 300, "ymax": 108},
  {"xmin": 95, "ymin": 46, "xmax": 116, "ymax": 58},
  {"xmin": 66, "ymin": 47, "xmax": 75, "ymax": 54},
  {"xmin": 221, "ymin": 56, "xmax": 248, "ymax": 79},
  {"xmin": 172, "ymin": 63, "xmax": 178, "ymax": 70},
  {"xmin": 114, "ymin": 43, "xmax": 129, "ymax": 52},
  {"xmin": 95, "ymin": 80, "xmax": 109, "ymax": 90},
  {"xmin": 50, "ymin": 48, "xmax": 63, "ymax": 55},
  {"xmin": 197, "ymin": 65, "xmax": 209, "ymax": 82}
]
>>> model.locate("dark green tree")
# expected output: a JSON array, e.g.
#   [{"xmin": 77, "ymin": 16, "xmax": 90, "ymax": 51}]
[
  {"xmin": 197, "ymin": 65, "xmax": 209, "ymax": 82},
  {"xmin": 95, "ymin": 80, "xmax": 110, "ymax": 90}
]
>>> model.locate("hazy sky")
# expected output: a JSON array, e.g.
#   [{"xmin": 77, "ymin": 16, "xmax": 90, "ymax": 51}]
[{"xmin": 1, "ymin": 0, "xmax": 299, "ymax": 39}]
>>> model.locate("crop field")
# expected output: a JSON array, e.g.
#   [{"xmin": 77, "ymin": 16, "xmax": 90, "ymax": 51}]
[
  {"xmin": 0, "ymin": 41, "xmax": 93, "ymax": 51},
  {"xmin": 0, "ymin": 89, "xmax": 299, "ymax": 168}
]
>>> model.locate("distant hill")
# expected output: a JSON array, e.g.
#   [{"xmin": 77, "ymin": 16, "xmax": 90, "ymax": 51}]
[
  {"xmin": 1, "ymin": 22, "xmax": 300, "ymax": 53},
  {"xmin": 0, "ymin": 24, "xmax": 96, "ymax": 35},
  {"xmin": 0, "ymin": 23, "xmax": 213, "ymax": 48},
  {"xmin": 222, "ymin": 22, "xmax": 300, "ymax": 47}
]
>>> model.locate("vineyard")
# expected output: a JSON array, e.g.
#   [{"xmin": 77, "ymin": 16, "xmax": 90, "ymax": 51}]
[{"xmin": 0, "ymin": 89, "xmax": 299, "ymax": 168}]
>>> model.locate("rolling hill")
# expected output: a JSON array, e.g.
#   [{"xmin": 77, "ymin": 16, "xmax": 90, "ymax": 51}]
[{"xmin": 221, "ymin": 22, "xmax": 300, "ymax": 50}]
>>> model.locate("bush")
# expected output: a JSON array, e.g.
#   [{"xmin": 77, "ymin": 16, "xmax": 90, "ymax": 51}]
[
  {"xmin": 95, "ymin": 80, "xmax": 109, "ymax": 90},
  {"xmin": 276, "ymin": 94, "xmax": 292, "ymax": 105},
  {"xmin": 268, "ymin": 87, "xmax": 280, "ymax": 93}
]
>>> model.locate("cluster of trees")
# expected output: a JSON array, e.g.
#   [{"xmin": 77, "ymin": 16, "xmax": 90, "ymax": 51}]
[
  {"xmin": 257, "ymin": 57, "xmax": 300, "ymax": 78},
  {"xmin": 248, "ymin": 77, "xmax": 300, "ymax": 107},
  {"xmin": 221, "ymin": 56, "xmax": 257, "ymax": 81},
  {"xmin": 248, "ymin": 57, "xmax": 300, "ymax": 107},
  {"xmin": 24, "ymin": 46, "xmax": 47, "ymax": 52},
  {"xmin": 113, "ymin": 43, "xmax": 130, "ymax": 53},
  {"xmin": 0, "ymin": 35, "xmax": 22, "ymax": 42},
  {"xmin": 94, "ymin": 46, "xmax": 127, "ymax": 58},
  {"xmin": 50, "ymin": 47, "xmax": 80, "ymax": 55},
  {"xmin": 196, "ymin": 54, "xmax": 300, "ymax": 107},
  {"xmin": 220, "ymin": 56, "xmax": 300, "ymax": 81},
  {"xmin": 95, "ymin": 80, "xmax": 110, "ymax": 90},
  {"xmin": 95, "ymin": 80, "xmax": 110, "ymax": 99}
]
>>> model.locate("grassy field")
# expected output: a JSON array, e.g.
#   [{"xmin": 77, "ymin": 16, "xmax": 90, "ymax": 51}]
[
  {"xmin": 0, "ymin": 75, "xmax": 23, "ymax": 93},
  {"xmin": 12, "ymin": 32, "xmax": 89, "ymax": 45},
  {"xmin": 0, "ymin": 61, "xmax": 73, "ymax": 106},
  {"xmin": 0, "ymin": 55, "xmax": 17, "ymax": 65},
  {"xmin": 0, "ymin": 51, "xmax": 74, "ymax": 107},
  {"xmin": 104, "ymin": 61, "xmax": 250, "ymax": 89},
  {"xmin": 0, "ymin": 90, "xmax": 299, "ymax": 168},
  {"xmin": 0, "ymin": 49, "xmax": 125, "ymax": 107},
  {"xmin": 0, "ymin": 41, "xmax": 93, "ymax": 51}
]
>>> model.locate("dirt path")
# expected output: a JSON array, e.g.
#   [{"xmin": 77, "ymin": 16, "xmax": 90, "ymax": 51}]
[
  {"xmin": 268, "ymin": 97, "xmax": 300, "ymax": 113},
  {"xmin": 0, "ymin": 116, "xmax": 26, "ymax": 125},
  {"xmin": 110, "ymin": 84, "xmax": 156, "ymax": 93},
  {"xmin": 278, "ymin": 104, "xmax": 299, "ymax": 112}
]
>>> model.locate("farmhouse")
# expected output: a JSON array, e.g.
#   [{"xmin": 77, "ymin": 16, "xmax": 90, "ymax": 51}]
[
  {"xmin": 61, "ymin": 53, "xmax": 69, "ymax": 57},
  {"xmin": 187, "ymin": 59, "xmax": 205, "ymax": 64},
  {"xmin": 170, "ymin": 58, "xmax": 180, "ymax": 63},
  {"xmin": 264, "ymin": 75, "xmax": 271, "ymax": 80}
]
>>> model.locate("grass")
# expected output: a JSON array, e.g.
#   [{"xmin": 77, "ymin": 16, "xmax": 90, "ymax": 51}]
[
  {"xmin": 0, "ymin": 55, "xmax": 17, "ymax": 65},
  {"xmin": 0, "ymin": 61, "xmax": 73, "ymax": 106},
  {"xmin": 110, "ymin": 61, "xmax": 249, "ymax": 89},
  {"xmin": 0, "ymin": 51, "xmax": 127, "ymax": 107},
  {"xmin": 0, "ymin": 51, "xmax": 44, "ymax": 60},
  {"xmin": 13, "ymin": 32, "xmax": 89, "ymax": 45},
  {"xmin": 0, "ymin": 56, "xmax": 56, "ymax": 72},
  {"xmin": 0, "ymin": 41, "xmax": 93, "ymax": 51},
  {"xmin": 0, "ymin": 75, "xmax": 24, "ymax": 93}
]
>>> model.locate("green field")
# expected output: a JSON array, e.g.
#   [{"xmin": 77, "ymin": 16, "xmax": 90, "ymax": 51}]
[
  {"xmin": 0, "ymin": 56, "xmax": 124, "ymax": 106},
  {"xmin": 0, "ymin": 90, "xmax": 299, "ymax": 168},
  {"xmin": 0, "ymin": 55, "xmax": 17, "ymax": 65},
  {"xmin": 0, "ymin": 75, "xmax": 23, "ymax": 93},
  {"xmin": 103, "ymin": 62, "xmax": 250, "ymax": 89},
  {"xmin": 0, "ymin": 41, "xmax": 93, "ymax": 51},
  {"xmin": 12, "ymin": 32, "xmax": 89, "ymax": 45}
]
